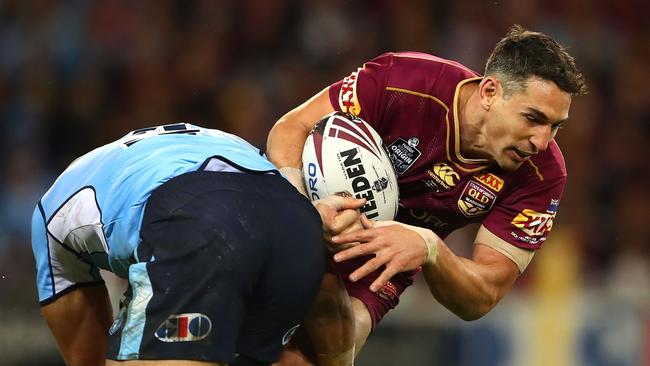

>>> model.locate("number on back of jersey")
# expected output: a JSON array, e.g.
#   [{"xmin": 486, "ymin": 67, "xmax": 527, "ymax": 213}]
[{"xmin": 121, "ymin": 123, "xmax": 201, "ymax": 148}]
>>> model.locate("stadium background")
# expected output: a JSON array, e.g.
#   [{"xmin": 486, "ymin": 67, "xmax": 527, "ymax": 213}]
[{"xmin": 1, "ymin": 1, "xmax": 649, "ymax": 365}]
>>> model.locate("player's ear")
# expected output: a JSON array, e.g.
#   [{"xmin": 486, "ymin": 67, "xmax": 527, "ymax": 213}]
[{"xmin": 479, "ymin": 77, "xmax": 499, "ymax": 110}]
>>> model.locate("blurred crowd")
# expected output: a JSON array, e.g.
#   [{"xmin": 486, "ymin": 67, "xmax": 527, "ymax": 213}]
[{"xmin": 1, "ymin": 0, "xmax": 649, "ymax": 364}]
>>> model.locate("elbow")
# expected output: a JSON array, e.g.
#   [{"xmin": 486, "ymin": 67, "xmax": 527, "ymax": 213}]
[
  {"xmin": 456, "ymin": 307, "xmax": 490, "ymax": 322},
  {"xmin": 266, "ymin": 118, "xmax": 295, "ymax": 164},
  {"xmin": 453, "ymin": 295, "xmax": 499, "ymax": 322},
  {"xmin": 266, "ymin": 119, "xmax": 284, "ymax": 148},
  {"xmin": 271, "ymin": 110, "xmax": 303, "ymax": 135}
]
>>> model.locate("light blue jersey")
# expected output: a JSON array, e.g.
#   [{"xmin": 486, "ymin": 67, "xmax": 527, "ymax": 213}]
[{"xmin": 32, "ymin": 123, "xmax": 279, "ymax": 304}]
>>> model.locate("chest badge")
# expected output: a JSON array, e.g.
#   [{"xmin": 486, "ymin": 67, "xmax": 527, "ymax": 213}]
[
  {"xmin": 458, "ymin": 180, "xmax": 497, "ymax": 217},
  {"xmin": 387, "ymin": 137, "xmax": 421, "ymax": 174}
]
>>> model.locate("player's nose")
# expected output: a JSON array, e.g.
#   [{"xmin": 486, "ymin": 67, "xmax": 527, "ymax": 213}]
[{"xmin": 529, "ymin": 125, "xmax": 553, "ymax": 153}]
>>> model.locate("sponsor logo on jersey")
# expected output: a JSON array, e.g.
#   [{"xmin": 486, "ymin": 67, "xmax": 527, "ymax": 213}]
[
  {"xmin": 339, "ymin": 68, "xmax": 362, "ymax": 115},
  {"xmin": 510, "ymin": 231, "xmax": 546, "ymax": 245},
  {"xmin": 282, "ymin": 324, "xmax": 301, "ymax": 346},
  {"xmin": 510, "ymin": 199, "xmax": 559, "ymax": 238},
  {"xmin": 339, "ymin": 148, "xmax": 380, "ymax": 219},
  {"xmin": 458, "ymin": 181, "xmax": 496, "ymax": 217},
  {"xmin": 387, "ymin": 137, "xmax": 421, "ymax": 174},
  {"xmin": 377, "ymin": 280, "xmax": 398, "ymax": 302},
  {"xmin": 155, "ymin": 313, "xmax": 212, "ymax": 342},
  {"xmin": 422, "ymin": 179, "xmax": 441, "ymax": 191},
  {"xmin": 473, "ymin": 172, "xmax": 504, "ymax": 192},
  {"xmin": 408, "ymin": 209, "xmax": 450, "ymax": 229},
  {"xmin": 426, "ymin": 162, "xmax": 460, "ymax": 191}
]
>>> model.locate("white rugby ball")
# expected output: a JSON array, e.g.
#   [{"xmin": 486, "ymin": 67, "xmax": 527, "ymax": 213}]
[{"xmin": 302, "ymin": 112, "xmax": 399, "ymax": 221}]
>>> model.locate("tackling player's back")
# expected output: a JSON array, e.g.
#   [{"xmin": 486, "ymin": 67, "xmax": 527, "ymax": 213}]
[{"xmin": 33, "ymin": 123, "xmax": 278, "ymax": 303}]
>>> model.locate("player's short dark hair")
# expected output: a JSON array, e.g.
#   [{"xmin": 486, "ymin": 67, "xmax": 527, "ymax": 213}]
[{"xmin": 485, "ymin": 25, "xmax": 587, "ymax": 97}]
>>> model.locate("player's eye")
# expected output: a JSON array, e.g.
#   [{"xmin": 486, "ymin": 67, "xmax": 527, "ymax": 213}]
[
  {"xmin": 550, "ymin": 123, "xmax": 564, "ymax": 138},
  {"xmin": 524, "ymin": 114, "xmax": 539, "ymax": 123}
]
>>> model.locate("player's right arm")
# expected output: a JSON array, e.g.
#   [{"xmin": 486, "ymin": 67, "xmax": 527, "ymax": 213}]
[
  {"xmin": 269, "ymin": 56, "xmax": 391, "ymax": 366},
  {"xmin": 266, "ymin": 87, "xmax": 335, "ymax": 194},
  {"xmin": 32, "ymin": 197, "xmax": 115, "ymax": 366},
  {"xmin": 268, "ymin": 89, "xmax": 358, "ymax": 366},
  {"xmin": 41, "ymin": 285, "xmax": 113, "ymax": 366}
]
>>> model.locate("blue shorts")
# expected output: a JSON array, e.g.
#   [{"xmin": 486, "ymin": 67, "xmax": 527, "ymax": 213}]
[{"xmin": 106, "ymin": 171, "xmax": 325, "ymax": 364}]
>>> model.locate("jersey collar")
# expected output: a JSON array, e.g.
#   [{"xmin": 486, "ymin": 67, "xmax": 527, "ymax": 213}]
[{"xmin": 445, "ymin": 76, "xmax": 491, "ymax": 172}]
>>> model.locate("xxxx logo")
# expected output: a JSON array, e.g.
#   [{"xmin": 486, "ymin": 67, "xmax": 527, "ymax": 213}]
[
  {"xmin": 377, "ymin": 280, "xmax": 398, "ymax": 301},
  {"xmin": 474, "ymin": 173, "xmax": 504, "ymax": 192},
  {"xmin": 338, "ymin": 67, "xmax": 362, "ymax": 115},
  {"xmin": 511, "ymin": 209, "xmax": 555, "ymax": 237}
]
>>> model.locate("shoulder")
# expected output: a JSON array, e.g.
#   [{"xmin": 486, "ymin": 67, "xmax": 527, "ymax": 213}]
[
  {"xmin": 372, "ymin": 52, "xmax": 480, "ymax": 102},
  {"xmin": 389, "ymin": 52, "xmax": 479, "ymax": 80},
  {"xmin": 364, "ymin": 52, "xmax": 478, "ymax": 77},
  {"xmin": 391, "ymin": 52, "xmax": 477, "ymax": 73}
]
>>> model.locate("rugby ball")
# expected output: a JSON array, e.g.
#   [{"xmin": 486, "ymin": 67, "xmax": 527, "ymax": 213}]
[{"xmin": 302, "ymin": 112, "xmax": 399, "ymax": 221}]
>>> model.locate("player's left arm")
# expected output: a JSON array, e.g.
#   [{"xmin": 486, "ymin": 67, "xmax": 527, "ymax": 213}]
[
  {"xmin": 332, "ymin": 218, "xmax": 525, "ymax": 320},
  {"xmin": 41, "ymin": 285, "xmax": 113, "ymax": 366},
  {"xmin": 420, "ymin": 225, "xmax": 529, "ymax": 320},
  {"xmin": 333, "ymin": 165, "xmax": 564, "ymax": 320}
]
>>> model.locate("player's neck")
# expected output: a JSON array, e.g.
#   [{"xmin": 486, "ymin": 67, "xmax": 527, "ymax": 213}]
[{"xmin": 457, "ymin": 82, "xmax": 490, "ymax": 160}]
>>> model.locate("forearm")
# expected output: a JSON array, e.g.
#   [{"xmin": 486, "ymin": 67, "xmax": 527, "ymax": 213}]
[
  {"xmin": 304, "ymin": 273, "xmax": 355, "ymax": 366},
  {"xmin": 266, "ymin": 87, "xmax": 334, "ymax": 170},
  {"xmin": 267, "ymin": 119, "xmax": 312, "ymax": 195},
  {"xmin": 267, "ymin": 115, "xmax": 312, "ymax": 169},
  {"xmin": 421, "ymin": 243, "xmax": 517, "ymax": 321},
  {"xmin": 330, "ymin": 221, "xmax": 521, "ymax": 322},
  {"xmin": 42, "ymin": 285, "xmax": 113, "ymax": 366}
]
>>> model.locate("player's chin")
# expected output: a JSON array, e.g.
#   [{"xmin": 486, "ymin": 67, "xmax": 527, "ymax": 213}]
[{"xmin": 496, "ymin": 156, "xmax": 524, "ymax": 172}]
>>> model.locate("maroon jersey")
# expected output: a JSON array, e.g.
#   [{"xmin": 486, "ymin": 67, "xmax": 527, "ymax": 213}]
[{"xmin": 327, "ymin": 52, "xmax": 566, "ymax": 325}]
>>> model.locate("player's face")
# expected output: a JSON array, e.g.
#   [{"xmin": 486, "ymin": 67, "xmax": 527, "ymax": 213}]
[{"xmin": 484, "ymin": 77, "xmax": 572, "ymax": 171}]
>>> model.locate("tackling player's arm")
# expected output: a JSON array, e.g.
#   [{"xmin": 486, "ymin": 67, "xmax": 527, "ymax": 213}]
[
  {"xmin": 333, "ymin": 219, "xmax": 529, "ymax": 321},
  {"xmin": 268, "ymin": 87, "xmax": 365, "ymax": 241},
  {"xmin": 268, "ymin": 90, "xmax": 359, "ymax": 366},
  {"xmin": 266, "ymin": 87, "xmax": 335, "ymax": 194},
  {"xmin": 41, "ymin": 285, "xmax": 113, "ymax": 366}
]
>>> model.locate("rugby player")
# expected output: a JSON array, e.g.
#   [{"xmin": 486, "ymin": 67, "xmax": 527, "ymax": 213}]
[
  {"xmin": 31, "ymin": 123, "xmax": 364, "ymax": 366},
  {"xmin": 267, "ymin": 25, "xmax": 587, "ymax": 364}
]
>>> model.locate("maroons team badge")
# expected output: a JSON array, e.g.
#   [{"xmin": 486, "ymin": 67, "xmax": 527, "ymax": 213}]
[{"xmin": 458, "ymin": 181, "xmax": 496, "ymax": 217}]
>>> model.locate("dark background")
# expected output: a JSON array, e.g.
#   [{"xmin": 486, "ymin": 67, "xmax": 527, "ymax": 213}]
[{"xmin": 1, "ymin": 1, "xmax": 649, "ymax": 365}]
